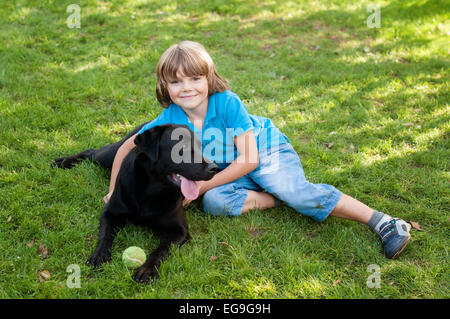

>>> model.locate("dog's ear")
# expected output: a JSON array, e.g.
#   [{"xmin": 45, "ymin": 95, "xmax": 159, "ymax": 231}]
[{"xmin": 134, "ymin": 125, "xmax": 167, "ymax": 162}]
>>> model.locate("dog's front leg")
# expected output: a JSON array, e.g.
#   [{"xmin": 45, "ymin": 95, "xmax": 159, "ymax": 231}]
[
  {"xmin": 86, "ymin": 212, "xmax": 124, "ymax": 268},
  {"xmin": 132, "ymin": 232, "xmax": 188, "ymax": 283}
]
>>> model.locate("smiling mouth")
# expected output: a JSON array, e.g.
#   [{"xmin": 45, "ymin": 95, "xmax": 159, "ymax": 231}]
[{"xmin": 180, "ymin": 95, "xmax": 197, "ymax": 99}]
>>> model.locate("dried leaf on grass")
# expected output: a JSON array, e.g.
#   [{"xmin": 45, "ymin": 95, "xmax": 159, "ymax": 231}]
[
  {"xmin": 248, "ymin": 225, "xmax": 267, "ymax": 238},
  {"xmin": 219, "ymin": 241, "xmax": 235, "ymax": 250},
  {"xmin": 410, "ymin": 221, "xmax": 424, "ymax": 231},
  {"xmin": 324, "ymin": 142, "xmax": 334, "ymax": 149},
  {"xmin": 38, "ymin": 244, "xmax": 48, "ymax": 259},
  {"xmin": 38, "ymin": 270, "xmax": 51, "ymax": 283},
  {"xmin": 333, "ymin": 279, "xmax": 342, "ymax": 286}
]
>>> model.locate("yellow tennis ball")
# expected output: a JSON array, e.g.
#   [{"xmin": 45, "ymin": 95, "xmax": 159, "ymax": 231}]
[{"xmin": 122, "ymin": 246, "xmax": 146, "ymax": 268}]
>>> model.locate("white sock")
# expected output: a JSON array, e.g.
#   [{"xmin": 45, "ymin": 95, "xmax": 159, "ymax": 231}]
[{"xmin": 367, "ymin": 210, "xmax": 392, "ymax": 235}]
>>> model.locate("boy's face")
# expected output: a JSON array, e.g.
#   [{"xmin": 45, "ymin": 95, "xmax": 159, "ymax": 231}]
[{"xmin": 167, "ymin": 68, "xmax": 209, "ymax": 112}]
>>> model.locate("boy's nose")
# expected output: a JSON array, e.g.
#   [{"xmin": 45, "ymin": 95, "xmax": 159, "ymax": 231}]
[{"xmin": 182, "ymin": 80, "xmax": 193, "ymax": 91}]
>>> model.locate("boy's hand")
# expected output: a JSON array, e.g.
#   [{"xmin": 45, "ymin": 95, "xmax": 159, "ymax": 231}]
[
  {"xmin": 103, "ymin": 191, "xmax": 113, "ymax": 205},
  {"xmin": 196, "ymin": 180, "xmax": 210, "ymax": 196}
]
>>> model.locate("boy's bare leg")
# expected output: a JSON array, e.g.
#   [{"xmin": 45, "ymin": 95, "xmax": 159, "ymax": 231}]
[
  {"xmin": 242, "ymin": 190, "xmax": 276, "ymax": 214},
  {"xmin": 329, "ymin": 193, "xmax": 374, "ymax": 224}
]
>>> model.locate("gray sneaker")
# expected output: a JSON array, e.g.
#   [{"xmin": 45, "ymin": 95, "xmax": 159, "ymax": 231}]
[{"xmin": 379, "ymin": 218, "xmax": 411, "ymax": 259}]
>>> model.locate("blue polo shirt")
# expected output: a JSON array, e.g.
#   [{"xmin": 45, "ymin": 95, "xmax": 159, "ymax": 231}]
[{"xmin": 138, "ymin": 90, "xmax": 290, "ymax": 170}]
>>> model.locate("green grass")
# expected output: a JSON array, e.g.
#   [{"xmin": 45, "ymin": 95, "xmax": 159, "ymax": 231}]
[{"xmin": 0, "ymin": 0, "xmax": 448, "ymax": 298}]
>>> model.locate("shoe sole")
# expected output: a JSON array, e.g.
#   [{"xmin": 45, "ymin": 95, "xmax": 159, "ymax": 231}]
[
  {"xmin": 390, "ymin": 235, "xmax": 411, "ymax": 259},
  {"xmin": 390, "ymin": 223, "xmax": 412, "ymax": 259}
]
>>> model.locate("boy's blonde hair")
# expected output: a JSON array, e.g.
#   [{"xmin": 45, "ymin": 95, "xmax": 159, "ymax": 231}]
[{"xmin": 156, "ymin": 41, "xmax": 230, "ymax": 108}]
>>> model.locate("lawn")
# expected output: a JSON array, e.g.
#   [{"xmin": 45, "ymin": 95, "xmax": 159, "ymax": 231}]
[{"xmin": 0, "ymin": 0, "xmax": 448, "ymax": 299}]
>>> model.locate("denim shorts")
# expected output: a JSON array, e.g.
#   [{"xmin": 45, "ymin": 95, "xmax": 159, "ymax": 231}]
[{"xmin": 202, "ymin": 143, "xmax": 342, "ymax": 222}]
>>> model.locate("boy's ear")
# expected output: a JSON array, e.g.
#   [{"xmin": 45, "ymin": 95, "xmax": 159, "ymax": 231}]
[{"xmin": 134, "ymin": 125, "xmax": 167, "ymax": 162}]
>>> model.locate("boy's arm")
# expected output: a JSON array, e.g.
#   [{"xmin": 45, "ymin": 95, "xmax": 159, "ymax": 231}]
[
  {"xmin": 103, "ymin": 133, "xmax": 138, "ymax": 203},
  {"xmin": 198, "ymin": 130, "xmax": 259, "ymax": 195}
]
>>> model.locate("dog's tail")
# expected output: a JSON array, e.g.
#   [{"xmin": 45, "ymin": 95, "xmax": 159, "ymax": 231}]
[{"xmin": 52, "ymin": 121, "xmax": 150, "ymax": 170}]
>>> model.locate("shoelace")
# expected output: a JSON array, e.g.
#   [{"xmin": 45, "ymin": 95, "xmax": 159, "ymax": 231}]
[{"xmin": 379, "ymin": 219, "xmax": 398, "ymax": 241}]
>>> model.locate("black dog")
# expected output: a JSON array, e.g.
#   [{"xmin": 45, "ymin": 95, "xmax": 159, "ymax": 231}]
[{"xmin": 53, "ymin": 124, "xmax": 217, "ymax": 283}]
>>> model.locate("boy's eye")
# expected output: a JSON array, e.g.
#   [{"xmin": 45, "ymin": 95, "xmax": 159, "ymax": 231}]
[
  {"xmin": 193, "ymin": 76, "xmax": 201, "ymax": 81},
  {"xmin": 170, "ymin": 80, "xmax": 178, "ymax": 84}
]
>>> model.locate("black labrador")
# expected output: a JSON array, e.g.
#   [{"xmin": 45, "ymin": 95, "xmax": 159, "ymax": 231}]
[{"xmin": 53, "ymin": 123, "xmax": 217, "ymax": 283}]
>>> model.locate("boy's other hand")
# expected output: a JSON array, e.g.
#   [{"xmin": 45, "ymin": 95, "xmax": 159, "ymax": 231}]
[
  {"xmin": 182, "ymin": 198, "xmax": 192, "ymax": 207},
  {"xmin": 103, "ymin": 191, "xmax": 113, "ymax": 205}
]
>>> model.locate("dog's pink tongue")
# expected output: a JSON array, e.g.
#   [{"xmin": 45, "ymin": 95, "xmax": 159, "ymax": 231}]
[{"xmin": 179, "ymin": 176, "xmax": 199, "ymax": 200}]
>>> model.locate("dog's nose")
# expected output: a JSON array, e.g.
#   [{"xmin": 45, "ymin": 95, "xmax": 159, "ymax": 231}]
[{"xmin": 207, "ymin": 163, "xmax": 218, "ymax": 174}]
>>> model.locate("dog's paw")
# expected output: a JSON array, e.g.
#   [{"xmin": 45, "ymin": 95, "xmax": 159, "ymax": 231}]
[
  {"xmin": 86, "ymin": 251, "xmax": 111, "ymax": 268},
  {"xmin": 132, "ymin": 265, "xmax": 158, "ymax": 283},
  {"xmin": 51, "ymin": 157, "xmax": 74, "ymax": 169}
]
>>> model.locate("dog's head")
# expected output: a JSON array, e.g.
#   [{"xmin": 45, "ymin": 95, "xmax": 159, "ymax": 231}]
[{"xmin": 134, "ymin": 124, "xmax": 218, "ymax": 200}]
